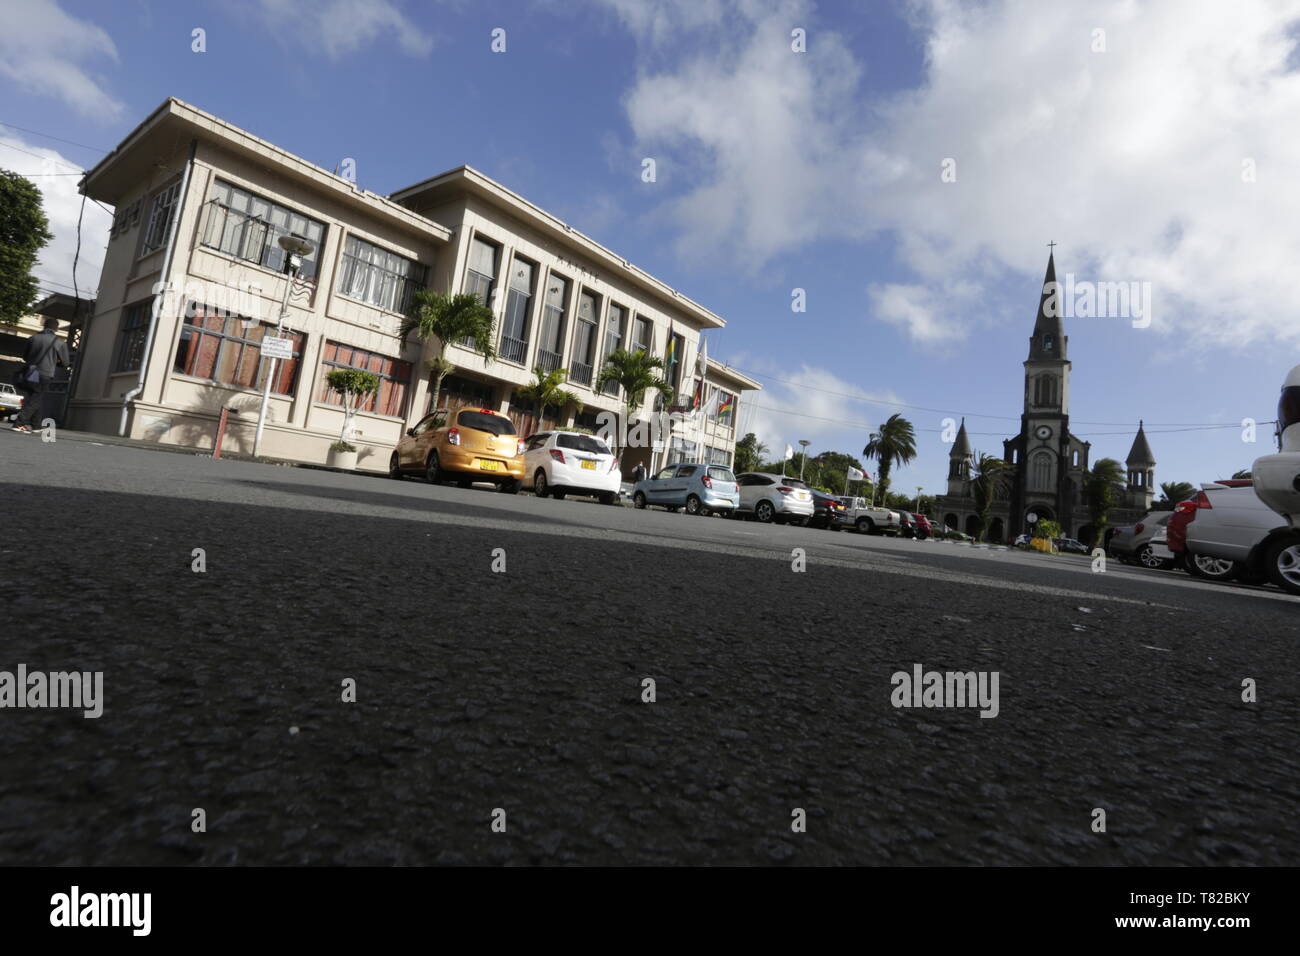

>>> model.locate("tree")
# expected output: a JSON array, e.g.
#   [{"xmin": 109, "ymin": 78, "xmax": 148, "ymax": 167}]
[
  {"xmin": 1084, "ymin": 458, "xmax": 1127, "ymax": 550},
  {"xmin": 970, "ymin": 453, "xmax": 1009, "ymax": 543},
  {"xmin": 862, "ymin": 413, "xmax": 917, "ymax": 503},
  {"xmin": 733, "ymin": 433, "xmax": 767, "ymax": 473},
  {"xmin": 1156, "ymin": 480, "xmax": 1196, "ymax": 510},
  {"xmin": 326, "ymin": 368, "xmax": 379, "ymax": 446},
  {"xmin": 1231, "ymin": 469, "xmax": 1252, "ymax": 480},
  {"xmin": 595, "ymin": 348, "xmax": 671, "ymax": 450},
  {"xmin": 516, "ymin": 366, "xmax": 582, "ymax": 426},
  {"xmin": 0, "ymin": 170, "xmax": 53, "ymax": 328},
  {"xmin": 813, "ymin": 450, "xmax": 869, "ymax": 495},
  {"xmin": 399, "ymin": 290, "xmax": 496, "ymax": 413}
]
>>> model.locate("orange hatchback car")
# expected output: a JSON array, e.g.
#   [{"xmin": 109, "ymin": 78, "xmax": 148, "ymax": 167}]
[{"xmin": 390, "ymin": 406, "xmax": 525, "ymax": 492}]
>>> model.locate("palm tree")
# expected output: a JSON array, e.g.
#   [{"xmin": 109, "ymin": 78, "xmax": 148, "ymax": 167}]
[
  {"xmin": 1157, "ymin": 480, "xmax": 1196, "ymax": 509},
  {"xmin": 970, "ymin": 452, "xmax": 1009, "ymax": 543},
  {"xmin": 595, "ymin": 348, "xmax": 671, "ymax": 450},
  {"xmin": 1084, "ymin": 457, "xmax": 1126, "ymax": 550},
  {"xmin": 399, "ymin": 290, "xmax": 496, "ymax": 413},
  {"xmin": 862, "ymin": 413, "xmax": 917, "ymax": 503},
  {"xmin": 1231, "ymin": 469, "xmax": 1252, "ymax": 480},
  {"xmin": 516, "ymin": 366, "xmax": 582, "ymax": 428}
]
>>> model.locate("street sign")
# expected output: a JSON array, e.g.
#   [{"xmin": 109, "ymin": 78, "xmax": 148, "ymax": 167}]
[{"xmin": 260, "ymin": 335, "xmax": 294, "ymax": 360}]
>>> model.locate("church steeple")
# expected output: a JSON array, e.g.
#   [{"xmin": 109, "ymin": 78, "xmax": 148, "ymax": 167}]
[
  {"xmin": 1125, "ymin": 420, "xmax": 1156, "ymax": 511},
  {"xmin": 946, "ymin": 418, "xmax": 973, "ymax": 494},
  {"xmin": 1028, "ymin": 248, "xmax": 1067, "ymax": 361}
]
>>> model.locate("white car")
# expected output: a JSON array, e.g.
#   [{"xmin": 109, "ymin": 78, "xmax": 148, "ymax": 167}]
[
  {"xmin": 836, "ymin": 496, "xmax": 901, "ymax": 535},
  {"xmin": 735, "ymin": 472, "xmax": 815, "ymax": 524},
  {"xmin": 522, "ymin": 430, "xmax": 621, "ymax": 503},
  {"xmin": 0, "ymin": 382, "xmax": 24, "ymax": 420},
  {"xmin": 1183, "ymin": 480, "xmax": 1280, "ymax": 584},
  {"xmin": 1249, "ymin": 363, "xmax": 1300, "ymax": 593}
]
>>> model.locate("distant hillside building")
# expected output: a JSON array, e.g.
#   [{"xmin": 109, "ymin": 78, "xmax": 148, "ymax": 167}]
[{"xmin": 936, "ymin": 251, "xmax": 1155, "ymax": 543}]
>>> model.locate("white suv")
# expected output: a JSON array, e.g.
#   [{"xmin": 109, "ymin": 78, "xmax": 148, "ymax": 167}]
[
  {"xmin": 735, "ymin": 472, "xmax": 815, "ymax": 524},
  {"xmin": 522, "ymin": 430, "xmax": 621, "ymax": 503}
]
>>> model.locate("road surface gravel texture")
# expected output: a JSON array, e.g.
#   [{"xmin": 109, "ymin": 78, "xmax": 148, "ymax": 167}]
[{"xmin": 1, "ymin": 432, "xmax": 1296, "ymax": 865}]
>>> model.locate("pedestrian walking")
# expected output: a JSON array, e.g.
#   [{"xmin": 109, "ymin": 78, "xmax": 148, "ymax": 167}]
[
  {"xmin": 12, "ymin": 318, "xmax": 69, "ymax": 433},
  {"xmin": 631, "ymin": 462, "xmax": 647, "ymax": 483}
]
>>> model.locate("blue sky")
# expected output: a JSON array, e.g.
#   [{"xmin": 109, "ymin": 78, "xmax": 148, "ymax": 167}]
[{"xmin": 2, "ymin": 0, "xmax": 1298, "ymax": 498}]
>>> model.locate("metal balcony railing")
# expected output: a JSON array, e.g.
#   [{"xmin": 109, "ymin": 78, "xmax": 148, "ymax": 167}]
[
  {"xmin": 501, "ymin": 335, "xmax": 528, "ymax": 365},
  {"xmin": 537, "ymin": 349, "xmax": 562, "ymax": 374},
  {"xmin": 570, "ymin": 361, "xmax": 593, "ymax": 387}
]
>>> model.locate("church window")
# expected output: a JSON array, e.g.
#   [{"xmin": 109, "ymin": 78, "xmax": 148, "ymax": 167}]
[
  {"xmin": 1032, "ymin": 452, "xmax": 1053, "ymax": 491},
  {"xmin": 1043, "ymin": 334, "xmax": 1053, "ymax": 350},
  {"xmin": 1072, "ymin": 450, "xmax": 1079, "ymax": 467}
]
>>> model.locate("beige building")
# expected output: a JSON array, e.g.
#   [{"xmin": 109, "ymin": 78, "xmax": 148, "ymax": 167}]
[{"xmin": 70, "ymin": 98, "xmax": 758, "ymax": 474}]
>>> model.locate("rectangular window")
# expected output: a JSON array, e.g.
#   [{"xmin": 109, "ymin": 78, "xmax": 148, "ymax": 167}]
[
  {"xmin": 113, "ymin": 301, "xmax": 150, "ymax": 373},
  {"xmin": 537, "ymin": 274, "xmax": 569, "ymax": 373},
  {"xmin": 464, "ymin": 236, "xmax": 499, "ymax": 307},
  {"xmin": 173, "ymin": 305, "xmax": 303, "ymax": 395},
  {"xmin": 316, "ymin": 342, "xmax": 413, "ymax": 418},
  {"xmin": 633, "ymin": 316, "xmax": 654, "ymax": 353},
  {"xmin": 570, "ymin": 290, "xmax": 599, "ymax": 386},
  {"xmin": 500, "ymin": 257, "xmax": 535, "ymax": 364},
  {"xmin": 600, "ymin": 303, "xmax": 626, "ymax": 395},
  {"xmin": 202, "ymin": 180, "xmax": 326, "ymax": 279},
  {"xmin": 671, "ymin": 436, "xmax": 700, "ymax": 462},
  {"xmin": 141, "ymin": 180, "xmax": 182, "ymax": 255},
  {"xmin": 667, "ymin": 331, "xmax": 685, "ymax": 389},
  {"xmin": 336, "ymin": 235, "xmax": 426, "ymax": 314}
]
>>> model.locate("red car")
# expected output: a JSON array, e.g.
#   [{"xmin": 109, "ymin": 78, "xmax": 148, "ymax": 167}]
[
  {"xmin": 1166, "ymin": 479, "xmax": 1254, "ymax": 580},
  {"xmin": 911, "ymin": 513, "xmax": 934, "ymax": 539}
]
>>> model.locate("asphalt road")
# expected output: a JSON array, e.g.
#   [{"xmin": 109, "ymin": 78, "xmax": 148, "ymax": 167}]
[{"xmin": 1, "ymin": 430, "xmax": 1297, "ymax": 865}]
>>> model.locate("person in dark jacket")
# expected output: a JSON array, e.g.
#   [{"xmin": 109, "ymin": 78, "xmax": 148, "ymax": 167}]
[{"xmin": 12, "ymin": 317, "xmax": 70, "ymax": 433}]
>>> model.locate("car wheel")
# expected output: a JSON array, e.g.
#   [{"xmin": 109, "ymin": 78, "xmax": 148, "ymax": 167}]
[
  {"xmin": 856, "ymin": 517, "xmax": 875, "ymax": 534},
  {"xmin": 1185, "ymin": 551, "xmax": 1239, "ymax": 581},
  {"xmin": 633, "ymin": 492, "xmax": 647, "ymax": 509},
  {"xmin": 1137, "ymin": 545, "xmax": 1164, "ymax": 570},
  {"xmin": 534, "ymin": 470, "xmax": 549, "ymax": 497},
  {"xmin": 425, "ymin": 451, "xmax": 442, "ymax": 484},
  {"xmin": 388, "ymin": 452, "xmax": 402, "ymax": 479},
  {"xmin": 1263, "ymin": 534, "xmax": 1300, "ymax": 595},
  {"xmin": 686, "ymin": 494, "xmax": 703, "ymax": 515},
  {"xmin": 755, "ymin": 500, "xmax": 775, "ymax": 523}
]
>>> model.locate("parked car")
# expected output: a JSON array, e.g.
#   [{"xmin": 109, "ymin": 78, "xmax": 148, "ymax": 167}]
[
  {"xmin": 522, "ymin": 430, "xmax": 620, "ymax": 503},
  {"xmin": 1182, "ymin": 480, "xmax": 1277, "ymax": 583},
  {"xmin": 1108, "ymin": 512, "xmax": 1172, "ymax": 568},
  {"xmin": 810, "ymin": 490, "xmax": 848, "ymax": 530},
  {"xmin": 836, "ymin": 496, "xmax": 900, "ymax": 535},
  {"xmin": 944, "ymin": 529, "xmax": 974, "ymax": 542},
  {"xmin": 896, "ymin": 511, "xmax": 917, "ymax": 538},
  {"xmin": 390, "ymin": 406, "xmax": 524, "ymax": 492},
  {"xmin": 1250, "ymin": 364, "xmax": 1300, "ymax": 594},
  {"xmin": 1054, "ymin": 537, "xmax": 1091, "ymax": 555},
  {"xmin": 1012, "ymin": 533, "xmax": 1032, "ymax": 548},
  {"xmin": 0, "ymin": 383, "xmax": 23, "ymax": 421},
  {"xmin": 911, "ymin": 514, "xmax": 933, "ymax": 539},
  {"xmin": 633, "ymin": 462, "xmax": 740, "ymax": 515},
  {"xmin": 735, "ymin": 473, "xmax": 815, "ymax": 524}
]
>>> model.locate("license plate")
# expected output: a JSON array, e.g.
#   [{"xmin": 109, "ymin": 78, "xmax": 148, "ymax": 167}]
[
  {"xmin": 580, "ymin": 460, "xmax": 597, "ymax": 470},
  {"xmin": 478, "ymin": 459, "xmax": 503, "ymax": 471}
]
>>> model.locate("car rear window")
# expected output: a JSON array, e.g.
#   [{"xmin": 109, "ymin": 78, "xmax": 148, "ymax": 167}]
[
  {"xmin": 556, "ymin": 433, "xmax": 610, "ymax": 454},
  {"xmin": 707, "ymin": 467, "xmax": 735, "ymax": 482},
  {"xmin": 457, "ymin": 411, "xmax": 516, "ymax": 435}
]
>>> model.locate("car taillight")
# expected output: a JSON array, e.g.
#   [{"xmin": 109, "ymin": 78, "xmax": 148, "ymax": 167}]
[
  {"xmin": 447, "ymin": 427, "xmax": 460, "ymax": 446},
  {"xmin": 550, "ymin": 449, "xmax": 565, "ymax": 464},
  {"xmin": 609, "ymin": 458, "xmax": 619, "ymax": 472},
  {"xmin": 702, "ymin": 474, "xmax": 713, "ymax": 489},
  {"xmin": 1134, "ymin": 523, "xmax": 1144, "ymax": 534},
  {"xmin": 777, "ymin": 486, "xmax": 793, "ymax": 493},
  {"xmin": 1174, "ymin": 500, "xmax": 1196, "ymax": 514},
  {"xmin": 1195, "ymin": 491, "xmax": 1212, "ymax": 509},
  {"xmin": 516, "ymin": 439, "xmax": 526, "ymax": 456}
]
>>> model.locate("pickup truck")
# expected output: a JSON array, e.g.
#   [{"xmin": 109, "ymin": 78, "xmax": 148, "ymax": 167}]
[{"xmin": 836, "ymin": 496, "xmax": 900, "ymax": 535}]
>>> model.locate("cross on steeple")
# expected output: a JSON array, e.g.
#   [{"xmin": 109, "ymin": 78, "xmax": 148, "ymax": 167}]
[{"xmin": 1047, "ymin": 240, "xmax": 1056, "ymax": 253}]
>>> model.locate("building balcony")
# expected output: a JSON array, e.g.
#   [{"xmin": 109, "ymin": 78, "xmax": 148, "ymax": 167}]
[
  {"xmin": 537, "ymin": 349, "xmax": 562, "ymax": 374},
  {"xmin": 570, "ymin": 360, "xmax": 593, "ymax": 387},
  {"xmin": 500, "ymin": 335, "xmax": 529, "ymax": 365}
]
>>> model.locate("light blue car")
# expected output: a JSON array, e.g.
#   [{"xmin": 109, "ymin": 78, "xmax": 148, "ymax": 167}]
[{"xmin": 631, "ymin": 462, "xmax": 740, "ymax": 516}]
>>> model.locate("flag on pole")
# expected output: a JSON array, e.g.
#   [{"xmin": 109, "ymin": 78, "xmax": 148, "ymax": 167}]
[
  {"xmin": 847, "ymin": 466, "xmax": 865, "ymax": 481},
  {"xmin": 715, "ymin": 392, "xmax": 733, "ymax": 419},
  {"xmin": 784, "ymin": 443, "xmax": 794, "ymax": 461},
  {"xmin": 692, "ymin": 336, "xmax": 708, "ymax": 409}
]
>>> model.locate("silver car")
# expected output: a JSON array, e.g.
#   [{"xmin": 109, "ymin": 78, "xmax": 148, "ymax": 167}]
[
  {"xmin": 0, "ymin": 383, "xmax": 23, "ymax": 421},
  {"xmin": 632, "ymin": 462, "xmax": 739, "ymax": 516},
  {"xmin": 1185, "ymin": 481, "xmax": 1283, "ymax": 579},
  {"xmin": 1108, "ymin": 511, "xmax": 1171, "ymax": 567},
  {"xmin": 736, "ymin": 472, "xmax": 816, "ymax": 524}
]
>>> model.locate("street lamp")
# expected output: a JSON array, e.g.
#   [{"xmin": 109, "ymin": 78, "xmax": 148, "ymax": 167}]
[
  {"xmin": 798, "ymin": 439, "xmax": 811, "ymax": 481},
  {"xmin": 915, "ymin": 486, "xmax": 924, "ymax": 513},
  {"xmin": 868, "ymin": 430, "xmax": 881, "ymax": 506},
  {"xmin": 253, "ymin": 234, "xmax": 316, "ymax": 459}
]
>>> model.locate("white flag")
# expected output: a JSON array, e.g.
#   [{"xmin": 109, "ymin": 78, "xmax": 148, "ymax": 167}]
[
  {"xmin": 847, "ymin": 466, "xmax": 864, "ymax": 481},
  {"xmin": 784, "ymin": 443, "xmax": 794, "ymax": 460}
]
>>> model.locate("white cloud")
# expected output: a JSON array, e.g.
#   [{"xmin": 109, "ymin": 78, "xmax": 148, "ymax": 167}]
[
  {"xmin": 0, "ymin": 0, "xmax": 123, "ymax": 119},
  {"xmin": 254, "ymin": 0, "xmax": 435, "ymax": 58},
  {"xmin": 1, "ymin": 139, "xmax": 112, "ymax": 302},
  {"xmin": 603, "ymin": 0, "xmax": 1300, "ymax": 348}
]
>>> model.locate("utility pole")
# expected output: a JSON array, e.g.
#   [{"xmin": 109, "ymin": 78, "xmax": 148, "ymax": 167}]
[{"xmin": 253, "ymin": 235, "xmax": 315, "ymax": 459}]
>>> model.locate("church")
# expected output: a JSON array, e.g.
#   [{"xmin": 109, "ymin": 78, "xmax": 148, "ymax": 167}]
[{"xmin": 935, "ymin": 250, "xmax": 1156, "ymax": 544}]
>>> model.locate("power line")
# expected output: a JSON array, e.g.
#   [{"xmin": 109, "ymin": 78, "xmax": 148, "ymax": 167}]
[
  {"xmin": 0, "ymin": 120, "xmax": 108, "ymax": 154},
  {"xmin": 0, "ymin": 141, "xmax": 85, "ymax": 172}
]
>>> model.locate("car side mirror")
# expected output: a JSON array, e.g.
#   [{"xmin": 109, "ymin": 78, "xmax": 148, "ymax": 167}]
[{"xmin": 405, "ymin": 428, "xmax": 415, "ymax": 436}]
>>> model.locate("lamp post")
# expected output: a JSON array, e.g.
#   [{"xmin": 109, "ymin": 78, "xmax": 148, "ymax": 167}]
[
  {"xmin": 868, "ymin": 430, "xmax": 881, "ymax": 505},
  {"xmin": 798, "ymin": 439, "xmax": 811, "ymax": 481},
  {"xmin": 253, "ymin": 235, "xmax": 315, "ymax": 459},
  {"xmin": 915, "ymin": 486, "xmax": 924, "ymax": 513}
]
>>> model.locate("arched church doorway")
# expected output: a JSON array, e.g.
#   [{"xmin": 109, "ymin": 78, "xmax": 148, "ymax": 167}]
[
  {"xmin": 944, "ymin": 513, "xmax": 958, "ymax": 530},
  {"xmin": 965, "ymin": 514, "xmax": 980, "ymax": 538}
]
